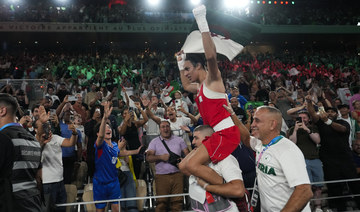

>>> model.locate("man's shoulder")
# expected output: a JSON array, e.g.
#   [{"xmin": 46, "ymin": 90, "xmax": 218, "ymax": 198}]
[
  {"xmin": 2, "ymin": 125, "xmax": 37, "ymax": 141},
  {"xmin": 149, "ymin": 136, "xmax": 161, "ymax": 145},
  {"xmin": 335, "ymin": 119, "xmax": 350, "ymax": 128},
  {"xmin": 170, "ymin": 135, "xmax": 185, "ymax": 142},
  {"xmin": 0, "ymin": 131, "xmax": 13, "ymax": 147}
]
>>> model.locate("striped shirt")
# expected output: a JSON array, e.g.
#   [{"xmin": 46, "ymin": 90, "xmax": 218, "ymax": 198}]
[{"xmin": 2, "ymin": 126, "xmax": 41, "ymax": 197}]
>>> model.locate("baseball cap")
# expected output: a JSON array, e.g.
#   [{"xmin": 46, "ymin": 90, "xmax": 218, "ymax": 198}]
[
  {"xmin": 325, "ymin": 107, "xmax": 337, "ymax": 112},
  {"xmin": 337, "ymin": 104, "xmax": 349, "ymax": 110}
]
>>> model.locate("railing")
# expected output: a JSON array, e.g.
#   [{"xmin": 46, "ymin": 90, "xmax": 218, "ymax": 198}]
[
  {"xmin": 56, "ymin": 178, "xmax": 360, "ymax": 211},
  {"xmin": 0, "ymin": 79, "xmax": 47, "ymax": 103}
]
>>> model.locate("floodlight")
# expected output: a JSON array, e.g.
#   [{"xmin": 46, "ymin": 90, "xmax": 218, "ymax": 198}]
[
  {"xmin": 8, "ymin": 0, "xmax": 20, "ymax": 4},
  {"xmin": 190, "ymin": 0, "xmax": 201, "ymax": 6},
  {"xmin": 147, "ymin": 0, "xmax": 160, "ymax": 6},
  {"xmin": 224, "ymin": 0, "xmax": 250, "ymax": 9},
  {"xmin": 56, "ymin": 0, "xmax": 68, "ymax": 3}
]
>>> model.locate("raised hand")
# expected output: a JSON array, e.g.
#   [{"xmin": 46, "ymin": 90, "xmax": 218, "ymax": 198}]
[
  {"xmin": 38, "ymin": 105, "xmax": 50, "ymax": 123},
  {"xmin": 180, "ymin": 125, "xmax": 190, "ymax": 133},
  {"xmin": 103, "ymin": 101, "xmax": 113, "ymax": 119},
  {"xmin": 134, "ymin": 102, "xmax": 142, "ymax": 110},
  {"xmin": 192, "ymin": 4, "xmax": 209, "ymax": 33},
  {"xmin": 118, "ymin": 137, "xmax": 126, "ymax": 150}
]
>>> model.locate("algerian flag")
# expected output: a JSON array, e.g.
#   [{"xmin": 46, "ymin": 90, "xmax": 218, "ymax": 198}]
[
  {"xmin": 182, "ymin": 9, "xmax": 261, "ymax": 61},
  {"xmin": 337, "ymin": 88, "xmax": 352, "ymax": 105},
  {"xmin": 182, "ymin": 30, "xmax": 243, "ymax": 61}
]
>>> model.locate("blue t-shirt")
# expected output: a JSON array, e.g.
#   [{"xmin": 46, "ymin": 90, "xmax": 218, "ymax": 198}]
[
  {"xmin": 94, "ymin": 141, "xmax": 120, "ymax": 183},
  {"xmin": 60, "ymin": 121, "xmax": 82, "ymax": 157}
]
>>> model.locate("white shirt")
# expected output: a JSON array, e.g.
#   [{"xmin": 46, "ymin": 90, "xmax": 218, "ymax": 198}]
[
  {"xmin": 146, "ymin": 107, "xmax": 165, "ymax": 135},
  {"xmin": 250, "ymin": 136, "xmax": 311, "ymax": 212},
  {"xmin": 338, "ymin": 116, "xmax": 355, "ymax": 149},
  {"xmin": 189, "ymin": 155, "xmax": 242, "ymax": 212},
  {"xmin": 161, "ymin": 116, "xmax": 192, "ymax": 138},
  {"xmin": 42, "ymin": 135, "xmax": 65, "ymax": 184}
]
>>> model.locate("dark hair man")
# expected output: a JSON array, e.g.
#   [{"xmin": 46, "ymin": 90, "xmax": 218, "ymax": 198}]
[{"xmin": 0, "ymin": 93, "xmax": 42, "ymax": 212}]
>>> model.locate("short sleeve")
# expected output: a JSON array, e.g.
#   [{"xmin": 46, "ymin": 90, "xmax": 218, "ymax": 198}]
[
  {"xmin": 147, "ymin": 137, "xmax": 157, "ymax": 152},
  {"xmin": 179, "ymin": 138, "xmax": 187, "ymax": 151},
  {"xmin": 250, "ymin": 136, "xmax": 261, "ymax": 151},
  {"xmin": 52, "ymin": 135, "xmax": 65, "ymax": 146}
]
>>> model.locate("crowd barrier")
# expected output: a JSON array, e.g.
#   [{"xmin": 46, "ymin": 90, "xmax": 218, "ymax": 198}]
[
  {"xmin": 56, "ymin": 177, "xmax": 360, "ymax": 211},
  {"xmin": 0, "ymin": 79, "xmax": 47, "ymax": 102}
]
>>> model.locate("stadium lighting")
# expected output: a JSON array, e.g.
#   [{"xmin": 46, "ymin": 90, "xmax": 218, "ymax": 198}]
[
  {"xmin": 224, "ymin": 0, "xmax": 250, "ymax": 9},
  {"xmin": 147, "ymin": 0, "xmax": 161, "ymax": 7},
  {"xmin": 56, "ymin": 0, "xmax": 68, "ymax": 3},
  {"xmin": 190, "ymin": 0, "xmax": 201, "ymax": 6},
  {"xmin": 8, "ymin": 0, "xmax": 20, "ymax": 4}
]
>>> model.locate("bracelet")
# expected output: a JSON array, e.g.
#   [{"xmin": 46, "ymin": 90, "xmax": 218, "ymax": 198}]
[
  {"xmin": 72, "ymin": 132, "xmax": 78, "ymax": 136},
  {"xmin": 324, "ymin": 119, "xmax": 332, "ymax": 125},
  {"xmin": 203, "ymin": 183, "xmax": 209, "ymax": 190},
  {"xmin": 231, "ymin": 112, "xmax": 235, "ymax": 116}
]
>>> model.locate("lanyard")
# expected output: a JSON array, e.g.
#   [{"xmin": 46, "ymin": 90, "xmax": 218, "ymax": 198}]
[
  {"xmin": 0, "ymin": 122, "xmax": 21, "ymax": 132},
  {"xmin": 256, "ymin": 135, "xmax": 283, "ymax": 168}
]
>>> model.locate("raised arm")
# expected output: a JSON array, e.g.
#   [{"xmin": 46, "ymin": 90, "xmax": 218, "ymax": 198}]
[
  {"xmin": 177, "ymin": 51, "xmax": 199, "ymax": 94},
  {"xmin": 305, "ymin": 95, "xmax": 319, "ymax": 123},
  {"xmin": 145, "ymin": 107, "xmax": 161, "ymax": 125},
  {"xmin": 95, "ymin": 101, "xmax": 112, "ymax": 147},
  {"xmin": 223, "ymin": 103, "xmax": 250, "ymax": 148},
  {"xmin": 134, "ymin": 102, "xmax": 149, "ymax": 128},
  {"xmin": 62, "ymin": 123, "xmax": 78, "ymax": 147},
  {"xmin": 56, "ymin": 95, "xmax": 69, "ymax": 116},
  {"xmin": 121, "ymin": 86, "xmax": 130, "ymax": 108},
  {"xmin": 178, "ymin": 105, "xmax": 197, "ymax": 125},
  {"xmin": 193, "ymin": 5, "xmax": 222, "ymax": 85}
]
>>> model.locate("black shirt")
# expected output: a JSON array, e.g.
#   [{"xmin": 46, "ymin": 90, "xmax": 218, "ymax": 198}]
[
  {"xmin": 316, "ymin": 119, "xmax": 352, "ymax": 163},
  {"xmin": 233, "ymin": 107, "xmax": 247, "ymax": 124}
]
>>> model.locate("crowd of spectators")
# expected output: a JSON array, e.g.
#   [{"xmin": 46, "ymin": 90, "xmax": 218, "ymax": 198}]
[
  {"xmin": 0, "ymin": 0, "xmax": 359, "ymax": 25},
  {"xmin": 1, "ymin": 47, "xmax": 360, "ymax": 211}
]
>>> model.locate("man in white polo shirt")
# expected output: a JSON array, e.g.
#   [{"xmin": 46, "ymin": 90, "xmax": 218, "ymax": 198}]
[{"xmin": 250, "ymin": 106, "xmax": 313, "ymax": 211}]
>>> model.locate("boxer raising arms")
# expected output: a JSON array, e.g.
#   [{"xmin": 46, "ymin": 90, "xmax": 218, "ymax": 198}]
[{"xmin": 178, "ymin": 5, "xmax": 241, "ymax": 185}]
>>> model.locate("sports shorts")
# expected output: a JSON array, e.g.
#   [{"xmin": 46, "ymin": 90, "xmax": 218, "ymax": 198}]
[
  {"xmin": 202, "ymin": 125, "xmax": 240, "ymax": 164},
  {"xmin": 93, "ymin": 178, "xmax": 122, "ymax": 209}
]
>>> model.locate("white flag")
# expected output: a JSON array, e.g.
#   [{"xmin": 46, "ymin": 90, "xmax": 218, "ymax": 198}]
[
  {"xmin": 181, "ymin": 30, "xmax": 244, "ymax": 61},
  {"xmin": 289, "ymin": 67, "xmax": 300, "ymax": 76},
  {"xmin": 337, "ymin": 88, "xmax": 352, "ymax": 105}
]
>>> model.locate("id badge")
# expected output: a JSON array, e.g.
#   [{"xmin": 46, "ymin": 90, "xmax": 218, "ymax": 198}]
[{"xmin": 250, "ymin": 178, "xmax": 259, "ymax": 207}]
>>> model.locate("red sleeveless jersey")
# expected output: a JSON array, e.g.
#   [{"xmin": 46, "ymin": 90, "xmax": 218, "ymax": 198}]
[{"xmin": 195, "ymin": 83, "xmax": 230, "ymax": 127}]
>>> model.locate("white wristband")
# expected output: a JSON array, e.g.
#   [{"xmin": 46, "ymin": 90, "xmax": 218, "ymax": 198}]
[
  {"xmin": 177, "ymin": 54, "xmax": 185, "ymax": 71},
  {"xmin": 193, "ymin": 5, "xmax": 209, "ymax": 33},
  {"xmin": 325, "ymin": 119, "xmax": 332, "ymax": 125},
  {"xmin": 203, "ymin": 183, "xmax": 209, "ymax": 190}
]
